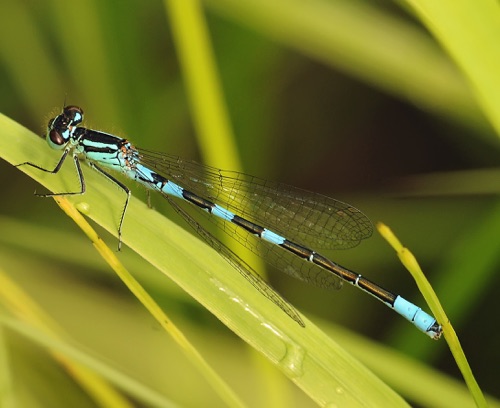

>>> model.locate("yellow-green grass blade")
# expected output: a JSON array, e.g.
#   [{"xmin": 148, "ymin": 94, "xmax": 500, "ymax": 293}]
[
  {"xmin": 1, "ymin": 111, "xmax": 407, "ymax": 405},
  {"xmin": 403, "ymin": 0, "xmax": 500, "ymax": 136}
]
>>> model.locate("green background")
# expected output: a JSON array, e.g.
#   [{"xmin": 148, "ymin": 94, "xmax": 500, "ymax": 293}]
[{"xmin": 0, "ymin": 0, "xmax": 499, "ymax": 406}]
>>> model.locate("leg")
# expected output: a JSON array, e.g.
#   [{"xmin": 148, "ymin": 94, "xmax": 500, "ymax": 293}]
[
  {"xmin": 16, "ymin": 147, "xmax": 71, "ymax": 174},
  {"xmin": 37, "ymin": 154, "xmax": 86, "ymax": 197},
  {"xmin": 17, "ymin": 150, "xmax": 87, "ymax": 197},
  {"xmin": 89, "ymin": 163, "xmax": 131, "ymax": 251}
]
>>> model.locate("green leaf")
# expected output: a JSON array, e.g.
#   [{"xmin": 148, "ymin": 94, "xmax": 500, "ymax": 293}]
[{"xmin": 0, "ymin": 112, "xmax": 409, "ymax": 406}]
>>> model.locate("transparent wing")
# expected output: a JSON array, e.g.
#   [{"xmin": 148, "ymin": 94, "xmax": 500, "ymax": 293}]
[
  {"xmin": 137, "ymin": 149, "xmax": 373, "ymax": 250},
  {"xmin": 193, "ymin": 201, "xmax": 344, "ymax": 290},
  {"xmin": 164, "ymin": 194, "xmax": 305, "ymax": 326},
  {"xmin": 135, "ymin": 158, "xmax": 344, "ymax": 292}
]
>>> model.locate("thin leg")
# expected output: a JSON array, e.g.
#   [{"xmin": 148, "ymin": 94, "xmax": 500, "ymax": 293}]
[
  {"xmin": 89, "ymin": 163, "xmax": 131, "ymax": 251},
  {"xmin": 37, "ymin": 154, "xmax": 86, "ymax": 197},
  {"xmin": 17, "ymin": 150, "xmax": 87, "ymax": 197},
  {"xmin": 16, "ymin": 147, "xmax": 71, "ymax": 174}
]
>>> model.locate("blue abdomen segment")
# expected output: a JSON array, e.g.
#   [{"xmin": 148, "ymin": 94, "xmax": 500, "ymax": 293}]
[
  {"xmin": 131, "ymin": 164, "xmax": 182, "ymax": 199},
  {"xmin": 134, "ymin": 164, "xmax": 156, "ymax": 183},
  {"xmin": 393, "ymin": 296, "xmax": 440, "ymax": 339},
  {"xmin": 160, "ymin": 180, "xmax": 184, "ymax": 199},
  {"xmin": 212, "ymin": 204, "xmax": 235, "ymax": 221},
  {"xmin": 261, "ymin": 229, "xmax": 286, "ymax": 245}
]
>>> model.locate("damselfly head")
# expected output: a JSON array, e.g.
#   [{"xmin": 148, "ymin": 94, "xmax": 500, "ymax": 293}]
[{"xmin": 46, "ymin": 105, "xmax": 85, "ymax": 149}]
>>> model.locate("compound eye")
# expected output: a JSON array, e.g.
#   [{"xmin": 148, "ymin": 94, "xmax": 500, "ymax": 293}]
[
  {"xmin": 48, "ymin": 128, "xmax": 67, "ymax": 148},
  {"xmin": 63, "ymin": 105, "xmax": 84, "ymax": 126}
]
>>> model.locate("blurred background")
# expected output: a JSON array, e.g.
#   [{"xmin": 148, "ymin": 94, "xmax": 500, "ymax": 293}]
[{"xmin": 0, "ymin": 0, "xmax": 499, "ymax": 406}]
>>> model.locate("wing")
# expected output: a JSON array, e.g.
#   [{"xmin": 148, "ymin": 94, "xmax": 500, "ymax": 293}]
[
  {"xmin": 164, "ymin": 194, "xmax": 305, "ymax": 326},
  {"xmin": 137, "ymin": 149, "xmax": 373, "ymax": 250}
]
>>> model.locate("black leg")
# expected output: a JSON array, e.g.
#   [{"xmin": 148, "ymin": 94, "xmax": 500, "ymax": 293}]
[
  {"xmin": 89, "ymin": 163, "xmax": 131, "ymax": 251},
  {"xmin": 17, "ymin": 150, "xmax": 87, "ymax": 197},
  {"xmin": 36, "ymin": 154, "xmax": 86, "ymax": 197},
  {"xmin": 18, "ymin": 149, "xmax": 131, "ymax": 251},
  {"xmin": 16, "ymin": 147, "xmax": 71, "ymax": 174}
]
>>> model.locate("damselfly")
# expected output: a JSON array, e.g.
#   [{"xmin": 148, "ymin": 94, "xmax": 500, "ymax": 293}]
[{"xmin": 18, "ymin": 106, "xmax": 442, "ymax": 339}]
